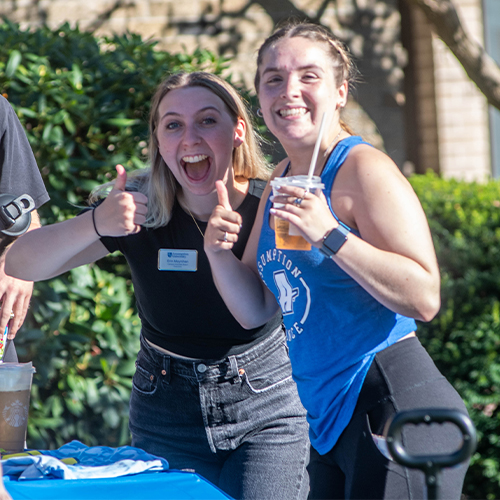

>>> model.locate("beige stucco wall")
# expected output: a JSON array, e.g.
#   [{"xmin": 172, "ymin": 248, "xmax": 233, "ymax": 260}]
[
  {"xmin": 0, "ymin": 0, "xmax": 492, "ymax": 180},
  {"xmin": 432, "ymin": 0, "xmax": 491, "ymax": 181}
]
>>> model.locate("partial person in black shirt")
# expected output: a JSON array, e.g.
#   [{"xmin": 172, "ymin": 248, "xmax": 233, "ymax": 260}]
[
  {"xmin": 0, "ymin": 95, "xmax": 49, "ymax": 359},
  {"xmin": 6, "ymin": 73, "xmax": 310, "ymax": 500}
]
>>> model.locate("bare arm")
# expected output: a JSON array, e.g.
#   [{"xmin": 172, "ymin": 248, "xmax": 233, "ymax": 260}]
[
  {"xmin": 271, "ymin": 145, "xmax": 440, "ymax": 321},
  {"xmin": 0, "ymin": 212, "xmax": 40, "ymax": 337},
  {"xmin": 5, "ymin": 165, "xmax": 148, "ymax": 282},
  {"xmin": 204, "ymin": 180, "xmax": 279, "ymax": 329}
]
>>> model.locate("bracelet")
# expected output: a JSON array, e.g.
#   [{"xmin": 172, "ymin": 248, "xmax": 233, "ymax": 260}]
[{"xmin": 92, "ymin": 208, "xmax": 103, "ymax": 238}]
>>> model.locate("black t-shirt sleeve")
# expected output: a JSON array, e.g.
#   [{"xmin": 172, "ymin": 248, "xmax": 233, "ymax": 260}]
[{"xmin": 0, "ymin": 96, "xmax": 49, "ymax": 209}]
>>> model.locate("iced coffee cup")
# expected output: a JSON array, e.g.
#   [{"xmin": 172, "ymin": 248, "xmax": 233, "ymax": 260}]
[
  {"xmin": 0, "ymin": 362, "xmax": 35, "ymax": 454},
  {"xmin": 271, "ymin": 175, "xmax": 325, "ymax": 250}
]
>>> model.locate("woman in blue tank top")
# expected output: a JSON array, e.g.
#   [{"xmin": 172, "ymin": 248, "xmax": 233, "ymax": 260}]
[{"xmin": 204, "ymin": 21, "xmax": 470, "ymax": 500}]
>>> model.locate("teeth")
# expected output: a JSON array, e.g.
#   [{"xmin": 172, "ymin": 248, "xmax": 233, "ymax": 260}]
[
  {"xmin": 183, "ymin": 154, "xmax": 208, "ymax": 163},
  {"xmin": 279, "ymin": 108, "xmax": 307, "ymax": 117}
]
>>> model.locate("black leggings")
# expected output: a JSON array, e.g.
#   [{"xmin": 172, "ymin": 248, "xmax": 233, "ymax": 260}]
[{"xmin": 307, "ymin": 337, "xmax": 470, "ymax": 500}]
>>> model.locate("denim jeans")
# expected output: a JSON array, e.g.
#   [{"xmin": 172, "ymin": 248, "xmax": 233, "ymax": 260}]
[{"xmin": 129, "ymin": 327, "xmax": 310, "ymax": 500}]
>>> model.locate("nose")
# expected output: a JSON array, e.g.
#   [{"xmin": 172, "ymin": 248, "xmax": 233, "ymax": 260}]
[
  {"xmin": 182, "ymin": 123, "xmax": 201, "ymax": 147},
  {"xmin": 281, "ymin": 76, "xmax": 300, "ymax": 99}
]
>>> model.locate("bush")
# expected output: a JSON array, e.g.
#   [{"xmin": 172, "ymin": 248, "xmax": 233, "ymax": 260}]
[
  {"xmin": 410, "ymin": 172, "xmax": 500, "ymax": 500},
  {"xmin": 0, "ymin": 20, "xmax": 231, "ymax": 449}
]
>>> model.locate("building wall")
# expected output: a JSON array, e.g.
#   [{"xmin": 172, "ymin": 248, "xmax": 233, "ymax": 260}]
[
  {"xmin": 407, "ymin": 4, "xmax": 440, "ymax": 176},
  {"xmin": 0, "ymin": 0, "xmax": 492, "ymax": 180},
  {"xmin": 430, "ymin": 0, "xmax": 490, "ymax": 180}
]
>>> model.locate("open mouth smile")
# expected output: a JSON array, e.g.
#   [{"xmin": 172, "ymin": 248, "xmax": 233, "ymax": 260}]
[
  {"xmin": 278, "ymin": 107, "xmax": 308, "ymax": 117},
  {"xmin": 181, "ymin": 154, "xmax": 211, "ymax": 181}
]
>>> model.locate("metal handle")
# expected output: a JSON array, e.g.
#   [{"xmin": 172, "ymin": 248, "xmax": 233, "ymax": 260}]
[{"xmin": 385, "ymin": 408, "xmax": 476, "ymax": 500}]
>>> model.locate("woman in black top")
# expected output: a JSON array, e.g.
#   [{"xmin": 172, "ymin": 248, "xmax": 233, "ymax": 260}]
[{"xmin": 6, "ymin": 72, "xmax": 309, "ymax": 500}]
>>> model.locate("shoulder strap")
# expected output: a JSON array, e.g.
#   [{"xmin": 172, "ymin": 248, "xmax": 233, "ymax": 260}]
[{"xmin": 248, "ymin": 178, "xmax": 267, "ymax": 199}]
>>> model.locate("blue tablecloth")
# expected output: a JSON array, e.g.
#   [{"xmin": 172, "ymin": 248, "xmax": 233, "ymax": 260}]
[
  {"xmin": 2, "ymin": 441, "xmax": 232, "ymax": 499},
  {"xmin": 4, "ymin": 470, "xmax": 233, "ymax": 499}
]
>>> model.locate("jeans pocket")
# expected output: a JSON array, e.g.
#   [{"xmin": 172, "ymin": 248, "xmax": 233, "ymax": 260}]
[
  {"xmin": 242, "ymin": 357, "xmax": 293, "ymax": 394},
  {"xmin": 133, "ymin": 360, "xmax": 158, "ymax": 396}
]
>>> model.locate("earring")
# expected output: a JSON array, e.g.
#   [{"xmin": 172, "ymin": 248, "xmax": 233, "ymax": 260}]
[{"xmin": 256, "ymin": 108, "xmax": 263, "ymax": 118}]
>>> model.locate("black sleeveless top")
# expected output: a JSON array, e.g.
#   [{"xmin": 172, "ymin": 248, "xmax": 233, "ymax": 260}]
[{"xmin": 101, "ymin": 179, "xmax": 281, "ymax": 359}]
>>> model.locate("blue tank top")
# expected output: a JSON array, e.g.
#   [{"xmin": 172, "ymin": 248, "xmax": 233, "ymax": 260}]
[{"xmin": 257, "ymin": 136, "xmax": 417, "ymax": 454}]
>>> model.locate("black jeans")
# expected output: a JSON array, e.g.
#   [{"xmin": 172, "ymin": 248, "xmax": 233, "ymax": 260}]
[{"xmin": 308, "ymin": 337, "xmax": 469, "ymax": 500}]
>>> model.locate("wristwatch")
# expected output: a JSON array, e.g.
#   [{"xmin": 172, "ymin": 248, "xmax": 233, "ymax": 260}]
[{"xmin": 319, "ymin": 224, "xmax": 350, "ymax": 257}]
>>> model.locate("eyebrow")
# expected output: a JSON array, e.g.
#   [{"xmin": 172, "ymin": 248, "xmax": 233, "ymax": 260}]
[
  {"xmin": 160, "ymin": 105, "xmax": 221, "ymax": 121},
  {"xmin": 261, "ymin": 64, "xmax": 324, "ymax": 75}
]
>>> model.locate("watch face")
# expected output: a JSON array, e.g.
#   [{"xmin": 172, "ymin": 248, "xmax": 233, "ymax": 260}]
[{"xmin": 323, "ymin": 226, "xmax": 349, "ymax": 255}]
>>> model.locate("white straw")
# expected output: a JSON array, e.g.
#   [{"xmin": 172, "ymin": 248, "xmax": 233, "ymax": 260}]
[{"xmin": 307, "ymin": 112, "xmax": 327, "ymax": 180}]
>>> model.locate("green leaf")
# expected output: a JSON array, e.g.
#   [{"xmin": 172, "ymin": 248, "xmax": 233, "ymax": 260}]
[
  {"xmin": 5, "ymin": 49, "xmax": 21, "ymax": 77},
  {"xmin": 105, "ymin": 118, "xmax": 141, "ymax": 127}
]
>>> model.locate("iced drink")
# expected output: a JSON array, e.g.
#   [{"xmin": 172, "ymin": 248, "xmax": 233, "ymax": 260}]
[
  {"xmin": 271, "ymin": 175, "xmax": 325, "ymax": 250},
  {"xmin": 0, "ymin": 362, "xmax": 35, "ymax": 454}
]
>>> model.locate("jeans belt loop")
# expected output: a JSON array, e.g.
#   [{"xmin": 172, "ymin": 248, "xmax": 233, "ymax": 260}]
[
  {"xmin": 162, "ymin": 356, "xmax": 171, "ymax": 384},
  {"xmin": 228, "ymin": 355, "xmax": 241, "ymax": 382}
]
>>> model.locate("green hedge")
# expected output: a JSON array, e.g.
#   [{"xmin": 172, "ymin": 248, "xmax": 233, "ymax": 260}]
[
  {"xmin": 410, "ymin": 172, "xmax": 500, "ymax": 500},
  {"xmin": 0, "ymin": 19, "xmax": 232, "ymax": 449},
  {"xmin": 1, "ymin": 19, "xmax": 499, "ymax": 499}
]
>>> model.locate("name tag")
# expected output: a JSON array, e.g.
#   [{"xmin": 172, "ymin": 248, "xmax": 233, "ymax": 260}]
[{"xmin": 158, "ymin": 249, "xmax": 198, "ymax": 272}]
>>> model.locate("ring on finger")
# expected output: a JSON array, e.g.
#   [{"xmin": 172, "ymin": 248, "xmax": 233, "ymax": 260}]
[
  {"xmin": 294, "ymin": 197, "xmax": 304, "ymax": 207},
  {"xmin": 223, "ymin": 231, "xmax": 228, "ymax": 242},
  {"xmin": 9, "ymin": 311, "xmax": 14, "ymax": 319}
]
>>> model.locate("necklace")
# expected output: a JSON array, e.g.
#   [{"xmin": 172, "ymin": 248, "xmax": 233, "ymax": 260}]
[
  {"xmin": 186, "ymin": 207, "xmax": 205, "ymax": 239},
  {"xmin": 323, "ymin": 128, "xmax": 343, "ymax": 158},
  {"xmin": 286, "ymin": 128, "xmax": 344, "ymax": 177}
]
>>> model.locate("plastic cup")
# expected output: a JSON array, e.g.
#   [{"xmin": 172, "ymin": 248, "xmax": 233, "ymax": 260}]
[
  {"xmin": 270, "ymin": 175, "xmax": 325, "ymax": 250},
  {"xmin": 0, "ymin": 362, "xmax": 36, "ymax": 454}
]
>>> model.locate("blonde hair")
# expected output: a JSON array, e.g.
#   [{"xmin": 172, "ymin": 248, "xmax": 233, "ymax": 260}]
[{"xmin": 91, "ymin": 72, "xmax": 270, "ymax": 228}]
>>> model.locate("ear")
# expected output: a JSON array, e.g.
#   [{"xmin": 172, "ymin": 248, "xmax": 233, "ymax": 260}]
[
  {"xmin": 336, "ymin": 80, "xmax": 349, "ymax": 109},
  {"xmin": 233, "ymin": 118, "xmax": 246, "ymax": 148}
]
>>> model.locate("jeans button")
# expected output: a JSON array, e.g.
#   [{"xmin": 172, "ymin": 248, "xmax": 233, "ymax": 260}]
[{"xmin": 197, "ymin": 363, "xmax": 207, "ymax": 373}]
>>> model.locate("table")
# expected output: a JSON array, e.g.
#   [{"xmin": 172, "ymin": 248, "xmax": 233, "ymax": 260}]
[{"xmin": 4, "ymin": 470, "xmax": 233, "ymax": 499}]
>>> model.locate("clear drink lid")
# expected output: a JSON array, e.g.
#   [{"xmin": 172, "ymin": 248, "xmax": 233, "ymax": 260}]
[
  {"xmin": 0, "ymin": 362, "xmax": 36, "ymax": 373},
  {"xmin": 0, "ymin": 362, "xmax": 36, "ymax": 391}
]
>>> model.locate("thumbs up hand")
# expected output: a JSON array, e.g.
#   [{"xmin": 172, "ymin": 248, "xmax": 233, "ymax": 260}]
[
  {"xmin": 204, "ymin": 180, "xmax": 243, "ymax": 254},
  {"xmin": 111, "ymin": 163, "xmax": 128, "ymax": 193},
  {"xmin": 93, "ymin": 165, "xmax": 148, "ymax": 237}
]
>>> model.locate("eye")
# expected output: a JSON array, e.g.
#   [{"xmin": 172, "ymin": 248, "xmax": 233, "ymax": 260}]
[
  {"xmin": 303, "ymin": 72, "xmax": 319, "ymax": 81},
  {"xmin": 165, "ymin": 121, "xmax": 180, "ymax": 130},
  {"xmin": 266, "ymin": 75, "xmax": 282, "ymax": 84},
  {"xmin": 201, "ymin": 116, "xmax": 216, "ymax": 125}
]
